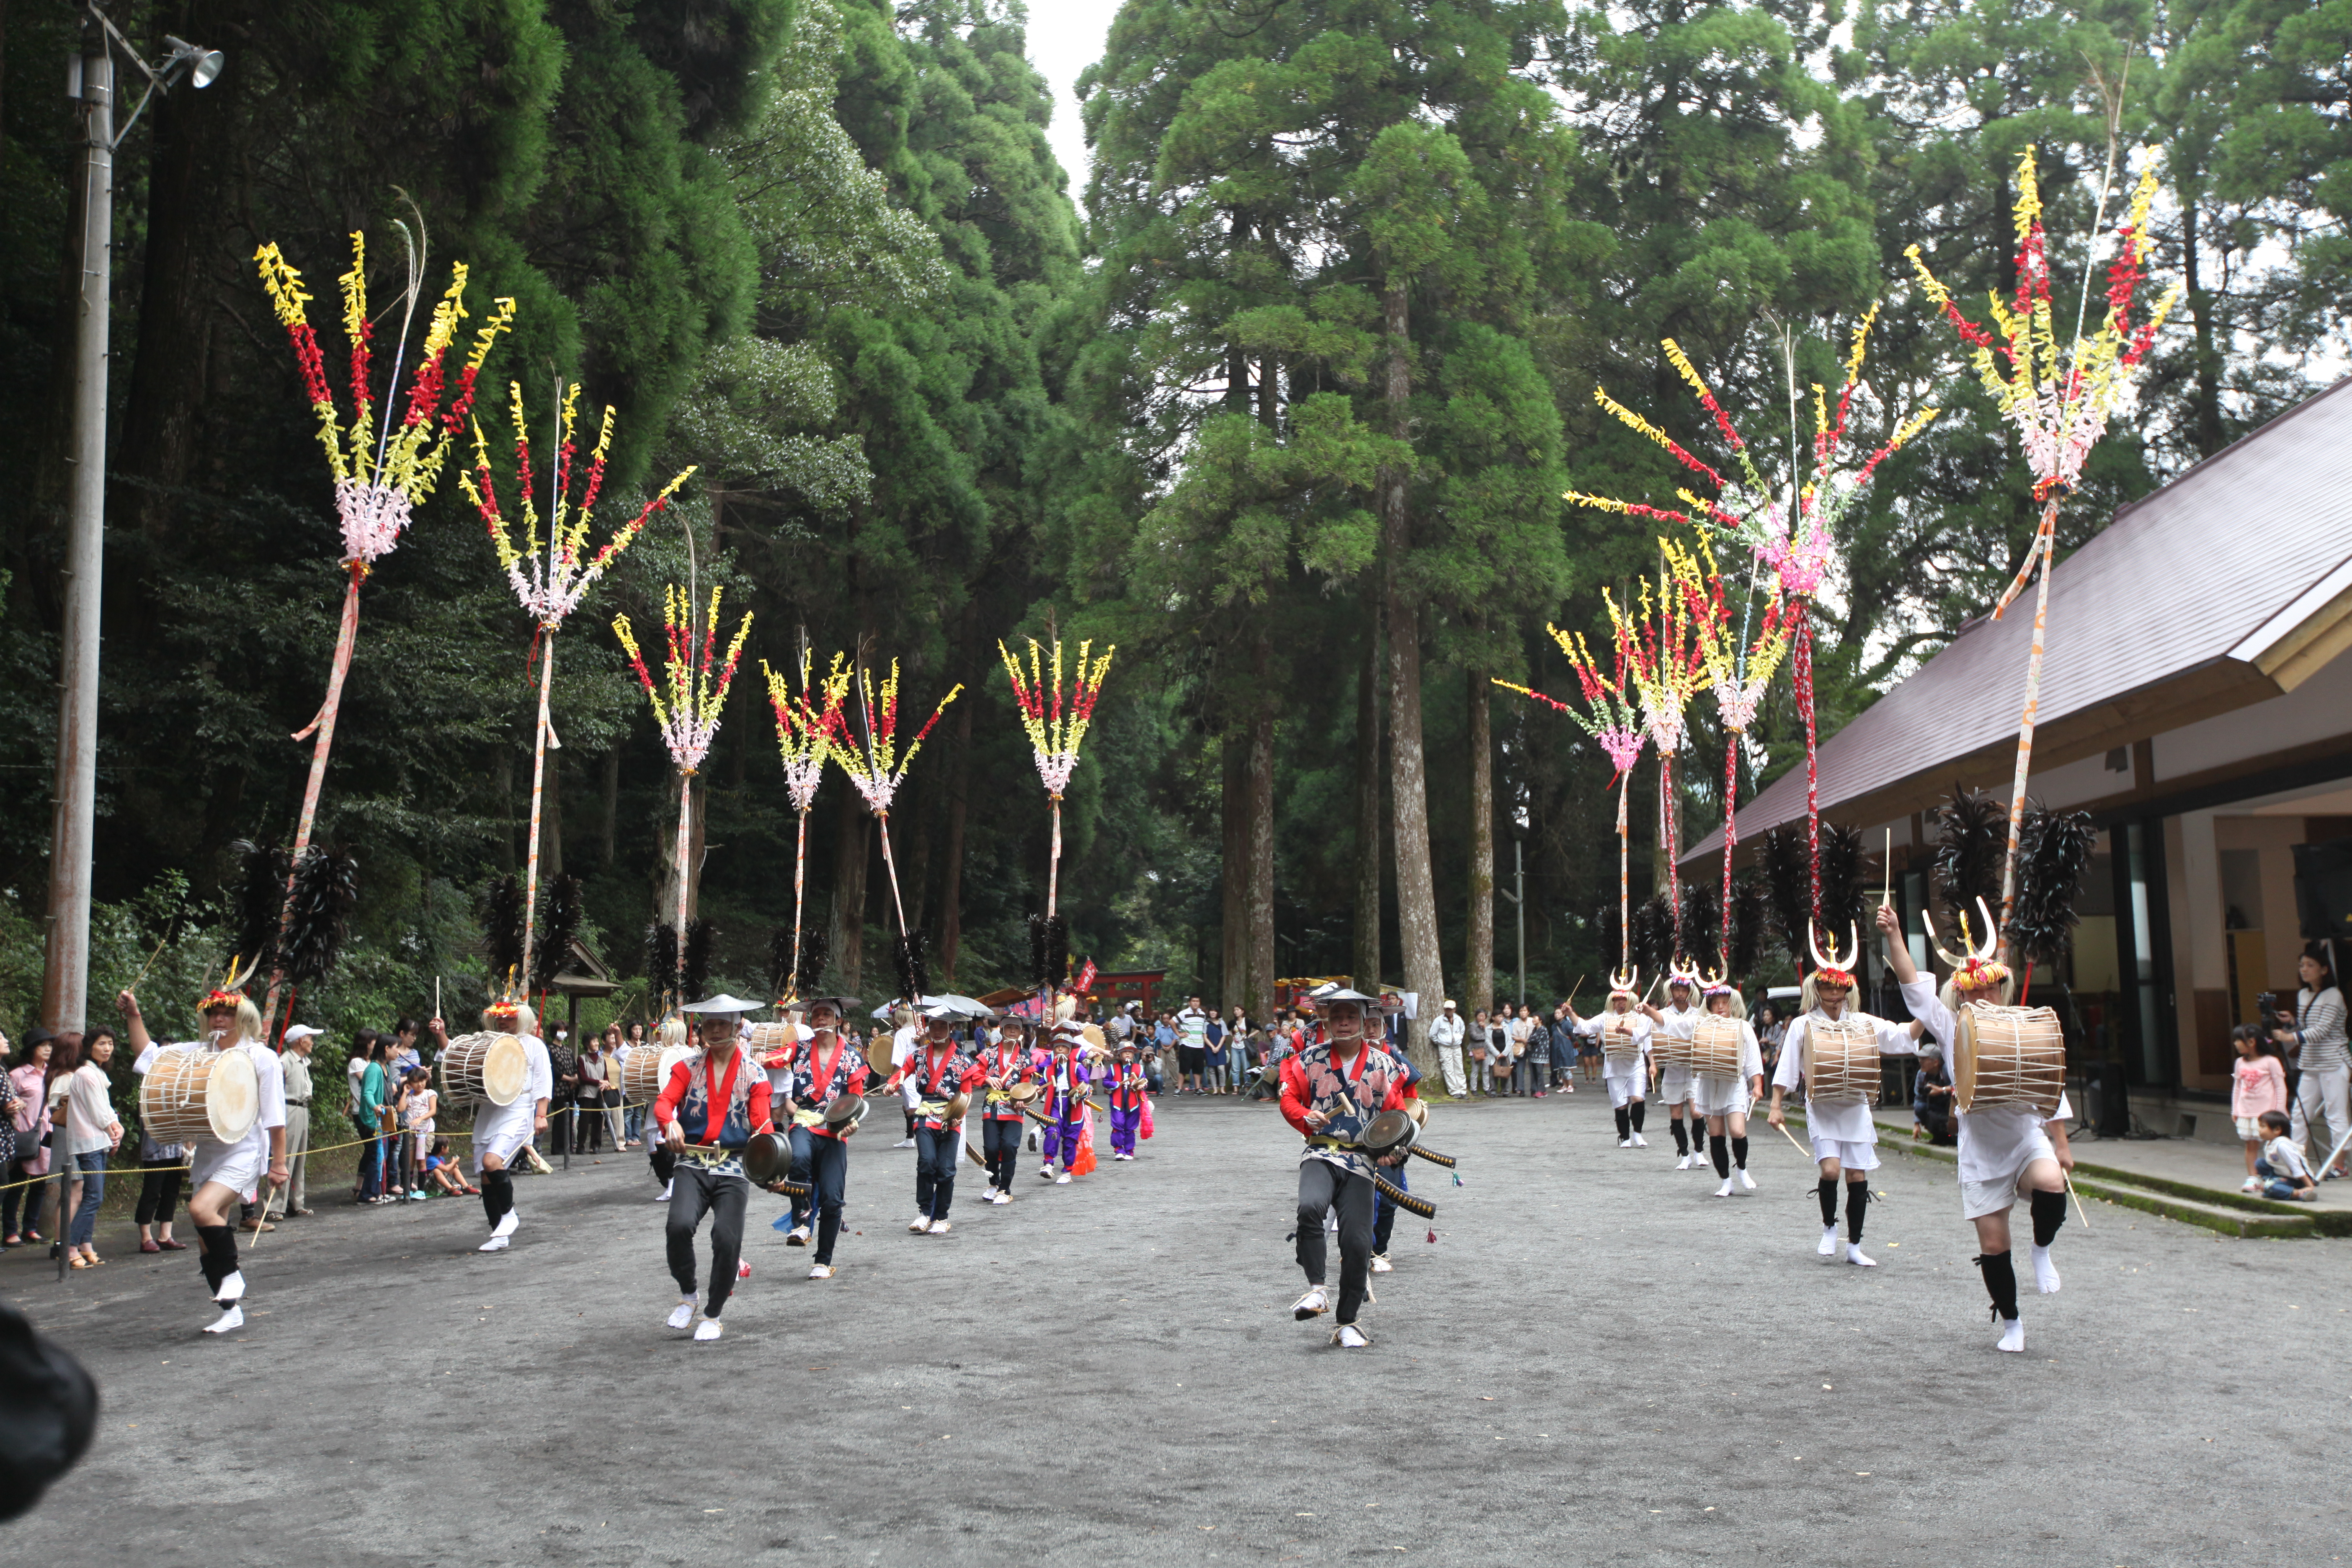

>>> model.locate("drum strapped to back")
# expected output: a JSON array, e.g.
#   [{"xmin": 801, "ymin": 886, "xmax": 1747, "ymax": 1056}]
[
  {"xmin": 1954, "ymin": 1003, "xmax": 2066, "ymax": 1117},
  {"xmin": 1690, "ymin": 1014, "xmax": 1746, "ymax": 1078},
  {"xmin": 1601, "ymin": 1016, "xmax": 1640, "ymax": 1070},
  {"xmin": 1803, "ymin": 1016, "xmax": 1881, "ymax": 1106},
  {"xmin": 1650, "ymin": 1025, "xmax": 1694, "ymax": 1073},
  {"xmin": 440, "ymin": 1032, "xmax": 529, "ymax": 1108},
  {"xmin": 744, "ymin": 1021, "xmax": 800, "ymax": 1058},
  {"xmin": 141, "ymin": 1044, "xmax": 258, "ymax": 1147}
]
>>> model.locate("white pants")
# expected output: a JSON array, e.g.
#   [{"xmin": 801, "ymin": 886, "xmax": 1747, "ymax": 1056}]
[
  {"xmin": 1438, "ymin": 1047, "xmax": 1466, "ymax": 1098},
  {"xmin": 1605, "ymin": 1073, "xmax": 1644, "ymax": 1109},
  {"xmin": 1692, "ymin": 1076, "xmax": 1751, "ymax": 1119},
  {"xmin": 1808, "ymin": 1135, "xmax": 1879, "ymax": 1173},
  {"xmin": 2292, "ymin": 1065, "xmax": 2350, "ymax": 1170},
  {"xmin": 472, "ymin": 1106, "xmax": 531, "ymax": 1175},
  {"xmin": 1655, "ymin": 1067, "xmax": 1695, "ymax": 1108}
]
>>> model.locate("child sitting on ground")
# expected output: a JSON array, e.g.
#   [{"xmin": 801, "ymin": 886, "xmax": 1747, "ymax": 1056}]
[
  {"xmin": 423, "ymin": 1137, "xmax": 477, "ymax": 1197},
  {"xmin": 2255, "ymin": 1109, "xmax": 2318, "ymax": 1201}
]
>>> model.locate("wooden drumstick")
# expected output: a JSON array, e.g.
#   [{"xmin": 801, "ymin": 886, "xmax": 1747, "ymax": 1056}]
[
  {"xmin": 2064, "ymin": 1169, "xmax": 2091, "ymax": 1232},
  {"xmin": 1881, "ymin": 829, "xmax": 1893, "ymax": 910}
]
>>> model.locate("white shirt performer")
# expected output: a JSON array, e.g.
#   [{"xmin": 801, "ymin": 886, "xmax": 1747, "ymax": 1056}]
[
  {"xmin": 120, "ymin": 978, "xmax": 286, "ymax": 1334},
  {"xmin": 1767, "ymin": 924, "xmax": 1921, "ymax": 1268},
  {"xmin": 1876, "ymin": 904, "xmax": 2075, "ymax": 1353},
  {"xmin": 1428, "ymin": 1002, "xmax": 1467, "ymax": 1098},
  {"xmin": 430, "ymin": 998, "xmax": 553, "ymax": 1254},
  {"xmin": 1571, "ymin": 975, "xmax": 1652, "ymax": 1147},
  {"xmin": 1640, "ymin": 967, "xmax": 1708, "ymax": 1169},
  {"xmin": 1689, "ymin": 976, "xmax": 1765, "ymax": 1198}
]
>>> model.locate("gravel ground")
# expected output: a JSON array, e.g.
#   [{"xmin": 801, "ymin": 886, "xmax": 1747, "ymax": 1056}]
[{"xmin": 6, "ymin": 1086, "xmax": 2345, "ymax": 1565}]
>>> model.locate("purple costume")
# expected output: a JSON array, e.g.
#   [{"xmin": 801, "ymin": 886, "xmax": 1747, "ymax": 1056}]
[
  {"xmin": 1040, "ymin": 1050, "xmax": 1093, "ymax": 1171},
  {"xmin": 1106, "ymin": 1059, "xmax": 1147, "ymax": 1155}
]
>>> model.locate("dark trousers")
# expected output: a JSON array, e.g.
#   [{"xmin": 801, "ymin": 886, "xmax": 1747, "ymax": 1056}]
[
  {"xmin": 805, "ymin": 1135, "xmax": 847, "ymax": 1264},
  {"xmin": 1372, "ymin": 1165, "xmax": 1408, "ymax": 1254},
  {"xmin": 787, "ymin": 1124, "xmax": 815, "ymax": 1228},
  {"xmin": 1295, "ymin": 1160, "xmax": 1377, "ymax": 1325},
  {"xmin": 573, "ymin": 1100, "xmax": 605, "ymax": 1152},
  {"xmin": 915, "ymin": 1125, "xmax": 962, "ymax": 1221},
  {"xmin": 3, "ymin": 1168, "xmax": 46, "ymax": 1236},
  {"xmin": 982, "ymin": 1117, "xmax": 1022, "ymax": 1190},
  {"xmin": 136, "ymin": 1165, "xmax": 183, "ymax": 1226},
  {"xmin": 665, "ymin": 1165, "xmax": 749, "ymax": 1316}
]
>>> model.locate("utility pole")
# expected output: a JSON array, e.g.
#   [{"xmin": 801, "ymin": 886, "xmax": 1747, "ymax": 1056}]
[
  {"xmin": 42, "ymin": 22, "xmax": 115, "ymax": 1036},
  {"xmin": 39, "ymin": 8, "xmax": 221, "ymax": 1035},
  {"xmin": 1496, "ymin": 837, "xmax": 1526, "ymax": 1008}
]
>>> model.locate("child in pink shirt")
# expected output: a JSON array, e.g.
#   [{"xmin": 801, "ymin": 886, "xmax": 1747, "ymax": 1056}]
[{"xmin": 2231, "ymin": 1024, "xmax": 2288, "ymax": 1192}]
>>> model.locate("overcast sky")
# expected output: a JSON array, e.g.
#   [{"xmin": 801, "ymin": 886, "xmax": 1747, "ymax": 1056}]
[{"xmin": 1022, "ymin": 0, "xmax": 1118, "ymax": 210}]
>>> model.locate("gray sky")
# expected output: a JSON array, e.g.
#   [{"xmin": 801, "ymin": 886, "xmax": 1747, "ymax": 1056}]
[{"xmin": 1023, "ymin": 0, "xmax": 1118, "ymax": 209}]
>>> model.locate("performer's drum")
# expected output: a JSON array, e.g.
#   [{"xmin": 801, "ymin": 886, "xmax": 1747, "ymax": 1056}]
[
  {"xmin": 1650, "ymin": 1027, "xmax": 1693, "ymax": 1073},
  {"xmin": 440, "ymin": 1031, "xmax": 529, "ymax": 1107},
  {"xmin": 745, "ymin": 1021, "xmax": 800, "ymax": 1058},
  {"xmin": 620, "ymin": 1042, "xmax": 695, "ymax": 1106},
  {"xmin": 861, "ymin": 1032, "xmax": 897, "ymax": 1084},
  {"xmin": 1691, "ymin": 1015, "xmax": 1745, "ymax": 1078},
  {"xmin": 1803, "ymin": 1016, "xmax": 1881, "ymax": 1106},
  {"xmin": 140, "ymin": 1045, "xmax": 258, "ymax": 1146},
  {"xmin": 1955, "ymin": 1003, "xmax": 2066, "ymax": 1117},
  {"xmin": 1600, "ymin": 1019, "xmax": 1640, "ymax": 1071}
]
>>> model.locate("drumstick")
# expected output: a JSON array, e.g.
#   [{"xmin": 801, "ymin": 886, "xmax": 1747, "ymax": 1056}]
[
  {"xmin": 1881, "ymin": 828, "xmax": 1893, "ymax": 909},
  {"xmin": 2063, "ymin": 1170, "xmax": 2091, "ymax": 1232},
  {"xmin": 125, "ymin": 931, "xmax": 172, "ymax": 994},
  {"xmin": 1771, "ymin": 1115, "xmax": 1816, "ymax": 1163}
]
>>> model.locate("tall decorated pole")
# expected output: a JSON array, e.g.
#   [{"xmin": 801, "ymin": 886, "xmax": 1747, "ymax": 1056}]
[
  {"xmin": 254, "ymin": 231, "xmax": 513, "ymax": 1029},
  {"xmin": 614, "ymin": 584, "xmax": 753, "ymax": 953},
  {"xmin": 1496, "ymin": 629, "xmax": 1645, "ymax": 976},
  {"xmin": 1909, "ymin": 148, "xmax": 2176, "ymax": 966},
  {"xmin": 999, "ymin": 637, "xmax": 1115, "ymax": 1016},
  {"xmin": 828, "ymin": 658, "xmax": 963, "ymax": 1003},
  {"xmin": 1571, "ymin": 309, "xmax": 1937, "ymax": 941},
  {"xmin": 1604, "ymin": 569, "xmax": 1716, "ymax": 934},
  {"xmin": 761, "ymin": 647, "xmax": 851, "ymax": 1001},
  {"xmin": 467, "ymin": 380, "xmax": 694, "ymax": 987},
  {"xmin": 1668, "ymin": 539, "xmax": 1793, "ymax": 969}
]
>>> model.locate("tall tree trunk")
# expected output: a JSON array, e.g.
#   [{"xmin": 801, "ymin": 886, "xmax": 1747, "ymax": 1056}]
[
  {"xmin": 1465, "ymin": 665, "xmax": 1493, "ymax": 1015},
  {"xmin": 1354, "ymin": 604, "xmax": 1383, "ymax": 986},
  {"xmin": 1246, "ymin": 652, "xmax": 1276, "ymax": 1024},
  {"xmin": 938, "ymin": 673, "xmax": 974, "ymax": 984},
  {"xmin": 601, "ymin": 749, "xmax": 619, "ymax": 867},
  {"xmin": 1380, "ymin": 279, "xmax": 1441, "ymax": 1073},
  {"xmin": 2182, "ymin": 193, "xmax": 2224, "ymax": 459},
  {"xmin": 830, "ymin": 792, "xmax": 871, "ymax": 996},
  {"xmin": 1220, "ymin": 733, "xmax": 1246, "ymax": 1014}
]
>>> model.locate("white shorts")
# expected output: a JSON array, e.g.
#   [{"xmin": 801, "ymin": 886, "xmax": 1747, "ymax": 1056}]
[
  {"xmin": 189, "ymin": 1140, "xmax": 264, "ymax": 1202},
  {"xmin": 1605, "ymin": 1073, "xmax": 1645, "ymax": 1109},
  {"xmin": 472, "ymin": 1110, "xmax": 532, "ymax": 1174},
  {"xmin": 2234, "ymin": 1115, "xmax": 2262, "ymax": 1141},
  {"xmin": 1692, "ymin": 1076, "xmax": 1751, "ymax": 1119},
  {"xmin": 1808, "ymin": 1136, "xmax": 1879, "ymax": 1172},
  {"xmin": 1655, "ymin": 1068, "xmax": 1695, "ymax": 1108},
  {"xmin": 1959, "ymin": 1129, "xmax": 2058, "ymax": 1219}
]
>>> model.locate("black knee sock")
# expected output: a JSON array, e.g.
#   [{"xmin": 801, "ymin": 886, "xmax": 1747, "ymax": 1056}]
[
  {"xmin": 1731, "ymin": 1135, "xmax": 1749, "ymax": 1170},
  {"xmin": 1816, "ymin": 1176, "xmax": 1838, "ymax": 1226},
  {"xmin": 1845, "ymin": 1180, "xmax": 1869, "ymax": 1243},
  {"xmin": 195, "ymin": 1223, "xmax": 236, "ymax": 1295},
  {"xmin": 1630, "ymin": 1101, "xmax": 1646, "ymax": 1132},
  {"xmin": 1614, "ymin": 1106, "xmax": 1631, "ymax": 1140},
  {"xmin": 482, "ymin": 1169, "xmax": 514, "ymax": 1229},
  {"xmin": 1976, "ymin": 1249, "xmax": 2019, "ymax": 1320},
  {"xmin": 1692, "ymin": 1121, "xmax": 1708, "ymax": 1155},
  {"xmin": 2030, "ymin": 1187, "xmax": 2067, "ymax": 1248},
  {"xmin": 1670, "ymin": 1119, "xmax": 1689, "ymax": 1155},
  {"xmin": 1710, "ymin": 1139, "xmax": 1730, "ymax": 1177}
]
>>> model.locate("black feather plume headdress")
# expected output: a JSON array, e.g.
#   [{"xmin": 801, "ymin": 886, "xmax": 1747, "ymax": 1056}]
[
  {"xmin": 1816, "ymin": 823, "xmax": 1867, "ymax": 949},
  {"xmin": 231, "ymin": 839, "xmax": 289, "ymax": 985},
  {"xmin": 2012, "ymin": 805, "xmax": 2096, "ymax": 969},
  {"xmin": 892, "ymin": 929, "xmax": 933, "ymax": 1005},
  {"xmin": 1929, "ymin": 788, "xmax": 2006, "ymax": 924},
  {"xmin": 1027, "ymin": 913, "xmax": 1070, "ymax": 990},
  {"xmin": 1728, "ymin": 874, "xmax": 1771, "ymax": 981},
  {"xmin": 483, "ymin": 875, "xmax": 526, "ymax": 994},
  {"xmin": 283, "ymin": 844, "xmax": 359, "ymax": 986},
  {"xmin": 643, "ymin": 921, "xmax": 680, "ymax": 1011},
  {"xmin": 1596, "ymin": 900, "xmax": 1625, "ymax": 974},
  {"xmin": 533, "ymin": 874, "xmax": 584, "ymax": 996},
  {"xmin": 681, "ymin": 918, "xmax": 716, "ymax": 1004},
  {"xmin": 1760, "ymin": 825, "xmax": 1810, "ymax": 968}
]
